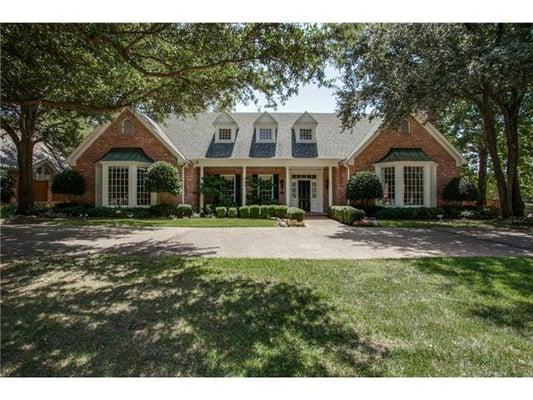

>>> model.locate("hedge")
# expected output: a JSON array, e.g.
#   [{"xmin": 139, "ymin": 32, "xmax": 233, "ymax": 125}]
[
  {"xmin": 329, "ymin": 205, "xmax": 365, "ymax": 225},
  {"xmin": 249, "ymin": 205, "xmax": 261, "ymax": 219},
  {"xmin": 239, "ymin": 206, "xmax": 250, "ymax": 218},
  {"xmin": 287, "ymin": 207, "xmax": 305, "ymax": 222},
  {"xmin": 261, "ymin": 204, "xmax": 277, "ymax": 219},
  {"xmin": 215, "ymin": 207, "xmax": 227, "ymax": 218},
  {"xmin": 274, "ymin": 205, "xmax": 288, "ymax": 219},
  {"xmin": 375, "ymin": 207, "xmax": 442, "ymax": 220},
  {"xmin": 227, "ymin": 207, "xmax": 238, "ymax": 218}
]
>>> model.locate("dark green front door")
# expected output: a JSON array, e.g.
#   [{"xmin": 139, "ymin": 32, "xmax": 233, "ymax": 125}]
[{"xmin": 298, "ymin": 180, "xmax": 311, "ymax": 212}]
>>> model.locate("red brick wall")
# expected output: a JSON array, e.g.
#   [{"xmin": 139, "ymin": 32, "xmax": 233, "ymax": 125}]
[
  {"xmin": 337, "ymin": 117, "xmax": 460, "ymax": 206},
  {"xmin": 73, "ymin": 110, "xmax": 181, "ymax": 205}
]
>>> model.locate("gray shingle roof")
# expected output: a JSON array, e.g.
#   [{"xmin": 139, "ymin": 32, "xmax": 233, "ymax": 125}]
[
  {"xmin": 0, "ymin": 134, "xmax": 65, "ymax": 172},
  {"xmin": 156, "ymin": 113, "xmax": 382, "ymax": 160}
]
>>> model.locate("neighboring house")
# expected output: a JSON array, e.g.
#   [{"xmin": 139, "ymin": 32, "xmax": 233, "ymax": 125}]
[
  {"xmin": 1, "ymin": 134, "xmax": 66, "ymax": 203},
  {"xmin": 66, "ymin": 108, "xmax": 465, "ymax": 212}
]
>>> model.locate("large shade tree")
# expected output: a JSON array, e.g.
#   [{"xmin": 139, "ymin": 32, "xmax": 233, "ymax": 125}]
[
  {"xmin": 1, "ymin": 23, "xmax": 330, "ymax": 214},
  {"xmin": 334, "ymin": 23, "xmax": 532, "ymax": 217}
]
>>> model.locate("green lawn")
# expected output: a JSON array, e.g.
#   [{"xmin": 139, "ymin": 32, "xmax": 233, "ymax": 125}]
[
  {"xmin": 8, "ymin": 217, "xmax": 279, "ymax": 228},
  {"xmin": 1, "ymin": 255, "xmax": 531, "ymax": 377}
]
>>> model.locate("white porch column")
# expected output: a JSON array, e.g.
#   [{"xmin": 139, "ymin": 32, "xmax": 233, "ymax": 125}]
[
  {"xmin": 285, "ymin": 166, "xmax": 290, "ymax": 206},
  {"xmin": 328, "ymin": 166, "xmax": 333, "ymax": 207},
  {"xmin": 242, "ymin": 166, "xmax": 247, "ymax": 205},
  {"xmin": 199, "ymin": 165, "xmax": 204, "ymax": 209},
  {"xmin": 181, "ymin": 164, "xmax": 186, "ymax": 204}
]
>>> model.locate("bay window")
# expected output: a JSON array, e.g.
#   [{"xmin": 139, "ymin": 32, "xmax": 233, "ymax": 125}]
[
  {"xmin": 403, "ymin": 166, "xmax": 424, "ymax": 206},
  {"xmin": 102, "ymin": 163, "xmax": 156, "ymax": 207}
]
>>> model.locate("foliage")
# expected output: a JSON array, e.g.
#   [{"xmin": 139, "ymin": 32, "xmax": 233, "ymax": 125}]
[
  {"xmin": 329, "ymin": 205, "xmax": 365, "ymax": 225},
  {"xmin": 215, "ymin": 207, "xmax": 227, "ymax": 218},
  {"xmin": 287, "ymin": 207, "xmax": 305, "ymax": 222},
  {"xmin": 346, "ymin": 171, "xmax": 383, "ymax": 201},
  {"xmin": 200, "ymin": 176, "xmax": 235, "ymax": 208},
  {"xmin": 442, "ymin": 177, "xmax": 480, "ymax": 203},
  {"xmin": 176, "ymin": 204, "xmax": 193, "ymax": 218},
  {"xmin": 1, "ymin": 167, "xmax": 15, "ymax": 203},
  {"xmin": 51, "ymin": 169, "xmax": 86, "ymax": 195},
  {"xmin": 145, "ymin": 161, "xmax": 180, "ymax": 195},
  {"xmin": 249, "ymin": 205, "xmax": 261, "ymax": 219},
  {"xmin": 274, "ymin": 205, "xmax": 288, "ymax": 219},
  {"xmin": 0, "ymin": 203, "xmax": 17, "ymax": 218},
  {"xmin": 246, "ymin": 176, "xmax": 277, "ymax": 205},
  {"xmin": 260, "ymin": 205, "xmax": 277, "ymax": 219},
  {"xmin": 375, "ymin": 207, "xmax": 443, "ymax": 220},
  {"xmin": 238, "ymin": 206, "xmax": 250, "ymax": 219},
  {"xmin": 227, "ymin": 207, "xmax": 238, "ymax": 218}
]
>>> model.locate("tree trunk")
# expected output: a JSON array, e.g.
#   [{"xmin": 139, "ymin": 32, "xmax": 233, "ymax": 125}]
[
  {"xmin": 502, "ymin": 107, "xmax": 524, "ymax": 217},
  {"xmin": 479, "ymin": 98, "xmax": 511, "ymax": 218},
  {"xmin": 15, "ymin": 106, "xmax": 38, "ymax": 215},
  {"xmin": 477, "ymin": 140, "xmax": 488, "ymax": 207}
]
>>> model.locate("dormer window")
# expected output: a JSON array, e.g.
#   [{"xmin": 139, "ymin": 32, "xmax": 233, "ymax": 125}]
[
  {"xmin": 218, "ymin": 128, "xmax": 232, "ymax": 141},
  {"xmin": 299, "ymin": 128, "xmax": 313, "ymax": 142},
  {"xmin": 122, "ymin": 118, "xmax": 133, "ymax": 135},
  {"xmin": 258, "ymin": 128, "xmax": 273, "ymax": 143}
]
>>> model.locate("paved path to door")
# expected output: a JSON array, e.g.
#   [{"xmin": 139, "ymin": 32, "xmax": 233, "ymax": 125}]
[{"xmin": 2, "ymin": 219, "xmax": 532, "ymax": 260}]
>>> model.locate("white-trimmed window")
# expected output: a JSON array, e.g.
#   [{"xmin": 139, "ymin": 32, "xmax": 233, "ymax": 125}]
[
  {"xmin": 258, "ymin": 128, "xmax": 273, "ymax": 143},
  {"xmin": 258, "ymin": 174, "xmax": 273, "ymax": 201},
  {"xmin": 221, "ymin": 174, "xmax": 236, "ymax": 202},
  {"xmin": 34, "ymin": 165, "xmax": 53, "ymax": 181},
  {"xmin": 136, "ymin": 167, "xmax": 151, "ymax": 206},
  {"xmin": 218, "ymin": 128, "xmax": 232, "ymax": 141},
  {"xmin": 382, "ymin": 167, "xmax": 395, "ymax": 205},
  {"xmin": 404, "ymin": 166, "xmax": 424, "ymax": 206},
  {"xmin": 108, "ymin": 166, "xmax": 129, "ymax": 206},
  {"xmin": 299, "ymin": 128, "xmax": 313, "ymax": 141},
  {"xmin": 122, "ymin": 118, "xmax": 133, "ymax": 135}
]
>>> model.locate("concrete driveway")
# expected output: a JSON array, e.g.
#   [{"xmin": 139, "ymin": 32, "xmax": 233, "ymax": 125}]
[{"xmin": 1, "ymin": 219, "xmax": 532, "ymax": 260}]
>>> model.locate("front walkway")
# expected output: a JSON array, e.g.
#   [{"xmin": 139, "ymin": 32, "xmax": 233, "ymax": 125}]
[{"xmin": 2, "ymin": 219, "xmax": 532, "ymax": 260}]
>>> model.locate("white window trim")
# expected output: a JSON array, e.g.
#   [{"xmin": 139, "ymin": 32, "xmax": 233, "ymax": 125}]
[
  {"xmin": 220, "ymin": 174, "xmax": 237, "ymax": 202},
  {"xmin": 258, "ymin": 174, "xmax": 274, "ymax": 200},
  {"xmin": 374, "ymin": 161, "xmax": 437, "ymax": 208},
  {"xmin": 215, "ymin": 126, "xmax": 236, "ymax": 143},
  {"xmin": 100, "ymin": 161, "xmax": 156, "ymax": 208},
  {"xmin": 256, "ymin": 126, "xmax": 275, "ymax": 143},
  {"xmin": 296, "ymin": 127, "xmax": 316, "ymax": 143},
  {"xmin": 121, "ymin": 118, "xmax": 133, "ymax": 135}
]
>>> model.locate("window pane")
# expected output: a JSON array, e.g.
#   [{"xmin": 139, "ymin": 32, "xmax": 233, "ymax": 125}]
[
  {"xmin": 404, "ymin": 166, "xmax": 424, "ymax": 206},
  {"xmin": 219, "ymin": 128, "xmax": 232, "ymax": 140},
  {"xmin": 136, "ymin": 167, "xmax": 151, "ymax": 206},
  {"xmin": 259, "ymin": 175, "xmax": 273, "ymax": 201},
  {"xmin": 221, "ymin": 175, "xmax": 236, "ymax": 202},
  {"xmin": 259, "ymin": 128, "xmax": 272, "ymax": 141},
  {"xmin": 122, "ymin": 119, "xmax": 133, "ymax": 135},
  {"xmin": 382, "ymin": 167, "xmax": 395, "ymax": 205},
  {"xmin": 299, "ymin": 129, "xmax": 313, "ymax": 141},
  {"xmin": 108, "ymin": 166, "xmax": 129, "ymax": 206}
]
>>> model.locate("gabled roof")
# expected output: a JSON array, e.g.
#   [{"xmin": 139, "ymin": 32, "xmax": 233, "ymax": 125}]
[
  {"xmin": 0, "ymin": 134, "xmax": 65, "ymax": 172},
  {"xmin": 254, "ymin": 111, "xmax": 278, "ymax": 126},
  {"xmin": 376, "ymin": 148, "xmax": 433, "ymax": 163},
  {"xmin": 212, "ymin": 111, "xmax": 238, "ymax": 126},
  {"xmin": 293, "ymin": 111, "xmax": 318, "ymax": 126}
]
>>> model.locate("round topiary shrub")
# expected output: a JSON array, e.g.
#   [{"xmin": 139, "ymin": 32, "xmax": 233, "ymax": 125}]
[
  {"xmin": 346, "ymin": 171, "xmax": 383, "ymax": 202},
  {"xmin": 239, "ymin": 206, "xmax": 250, "ymax": 218},
  {"xmin": 249, "ymin": 205, "xmax": 261, "ymax": 219},
  {"xmin": 145, "ymin": 161, "xmax": 181, "ymax": 196},
  {"xmin": 227, "ymin": 207, "xmax": 238, "ymax": 218},
  {"xmin": 215, "ymin": 207, "xmax": 227, "ymax": 218},
  {"xmin": 52, "ymin": 169, "xmax": 86, "ymax": 195},
  {"xmin": 287, "ymin": 207, "xmax": 305, "ymax": 222},
  {"xmin": 274, "ymin": 205, "xmax": 288, "ymax": 219},
  {"xmin": 442, "ymin": 177, "xmax": 479, "ymax": 202}
]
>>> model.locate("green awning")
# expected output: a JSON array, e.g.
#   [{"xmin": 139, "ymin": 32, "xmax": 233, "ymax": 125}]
[
  {"xmin": 99, "ymin": 148, "xmax": 153, "ymax": 163},
  {"xmin": 376, "ymin": 148, "xmax": 433, "ymax": 163}
]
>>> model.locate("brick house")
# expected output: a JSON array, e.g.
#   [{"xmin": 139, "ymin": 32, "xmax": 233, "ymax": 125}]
[{"xmin": 66, "ymin": 108, "xmax": 465, "ymax": 212}]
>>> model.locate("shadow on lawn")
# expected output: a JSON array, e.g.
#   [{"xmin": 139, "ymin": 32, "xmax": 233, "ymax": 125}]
[
  {"xmin": 1, "ymin": 256, "xmax": 387, "ymax": 377},
  {"xmin": 412, "ymin": 257, "xmax": 533, "ymax": 334}
]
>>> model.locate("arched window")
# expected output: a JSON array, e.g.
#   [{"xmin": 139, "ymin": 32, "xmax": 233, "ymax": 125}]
[
  {"xmin": 399, "ymin": 119, "xmax": 411, "ymax": 134},
  {"xmin": 121, "ymin": 118, "xmax": 133, "ymax": 135}
]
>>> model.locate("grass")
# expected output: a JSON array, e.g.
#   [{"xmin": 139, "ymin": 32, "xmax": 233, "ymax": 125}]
[
  {"xmin": 1, "ymin": 255, "xmax": 531, "ymax": 377},
  {"xmin": 376, "ymin": 219, "xmax": 532, "ymax": 231},
  {"xmin": 6, "ymin": 217, "xmax": 279, "ymax": 228}
]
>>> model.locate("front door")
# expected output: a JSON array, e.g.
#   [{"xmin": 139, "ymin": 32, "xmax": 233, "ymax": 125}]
[{"xmin": 298, "ymin": 180, "xmax": 311, "ymax": 211}]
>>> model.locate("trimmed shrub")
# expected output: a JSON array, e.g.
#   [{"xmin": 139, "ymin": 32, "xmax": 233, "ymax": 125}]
[
  {"xmin": 442, "ymin": 177, "xmax": 479, "ymax": 203},
  {"xmin": 346, "ymin": 171, "xmax": 383, "ymax": 202},
  {"xmin": 249, "ymin": 204, "xmax": 261, "ymax": 219},
  {"xmin": 215, "ymin": 207, "xmax": 227, "ymax": 218},
  {"xmin": 150, "ymin": 204, "xmax": 178, "ymax": 217},
  {"xmin": 274, "ymin": 205, "xmax": 288, "ymax": 219},
  {"xmin": 145, "ymin": 161, "xmax": 181, "ymax": 195},
  {"xmin": 261, "ymin": 204, "xmax": 277, "ymax": 219},
  {"xmin": 52, "ymin": 169, "xmax": 86, "ymax": 195},
  {"xmin": 239, "ymin": 206, "xmax": 250, "ymax": 218},
  {"xmin": 1, "ymin": 167, "xmax": 15, "ymax": 203},
  {"xmin": 287, "ymin": 207, "xmax": 305, "ymax": 222},
  {"xmin": 0, "ymin": 203, "xmax": 16, "ymax": 218},
  {"xmin": 375, "ymin": 207, "xmax": 442, "ymax": 220},
  {"xmin": 329, "ymin": 205, "xmax": 365, "ymax": 225},
  {"xmin": 176, "ymin": 204, "xmax": 193, "ymax": 218},
  {"xmin": 227, "ymin": 207, "xmax": 238, "ymax": 218}
]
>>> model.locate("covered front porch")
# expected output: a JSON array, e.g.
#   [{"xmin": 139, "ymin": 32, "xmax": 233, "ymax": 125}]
[{"xmin": 196, "ymin": 159, "xmax": 341, "ymax": 213}]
